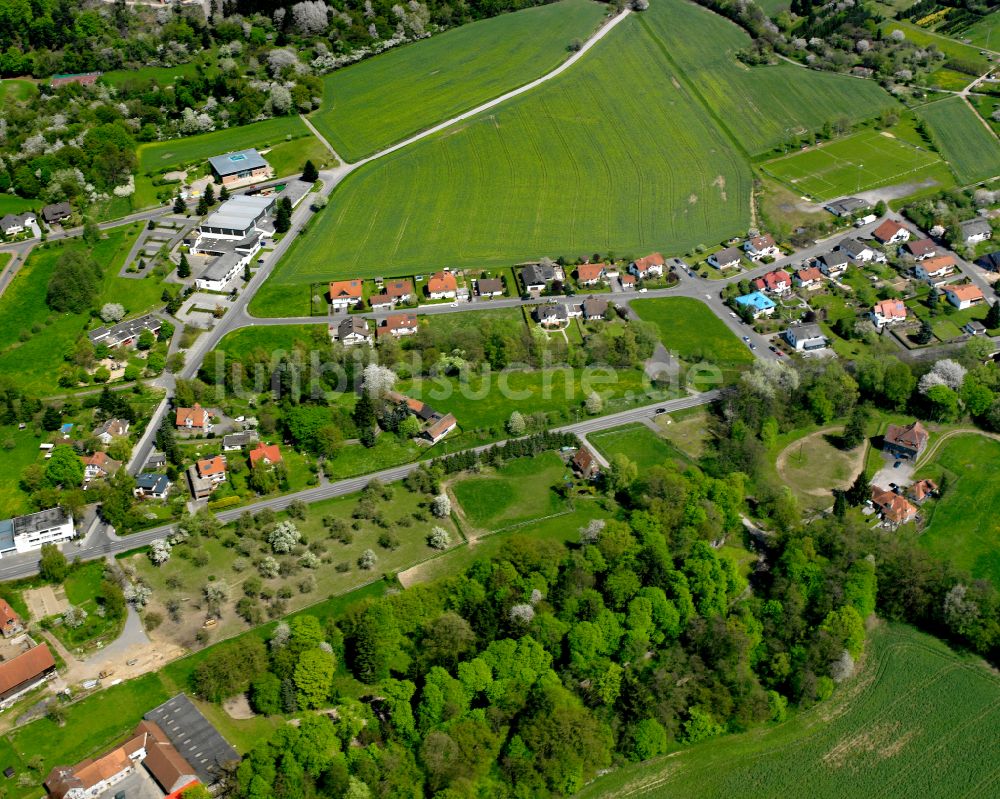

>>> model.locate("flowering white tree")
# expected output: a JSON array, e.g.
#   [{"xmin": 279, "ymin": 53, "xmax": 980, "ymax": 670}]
[
  {"xmin": 509, "ymin": 604, "xmax": 535, "ymax": 624},
  {"xmin": 292, "ymin": 1, "xmax": 329, "ymax": 35},
  {"xmin": 579, "ymin": 518, "xmax": 606, "ymax": 544},
  {"xmin": 271, "ymin": 620, "xmax": 291, "ymax": 649},
  {"xmin": 507, "ymin": 411, "xmax": 526, "ymax": 436},
  {"xmin": 427, "ymin": 527, "xmax": 450, "ymax": 550},
  {"xmin": 919, "ymin": 359, "xmax": 966, "ymax": 394},
  {"xmin": 268, "ymin": 520, "xmax": 301, "ymax": 553},
  {"xmin": 148, "ymin": 539, "xmax": 172, "ymax": 565},
  {"xmin": 267, "ymin": 48, "xmax": 299, "ymax": 76},
  {"xmin": 124, "ymin": 584, "xmax": 152, "ymax": 608},
  {"xmin": 63, "ymin": 605, "xmax": 88, "ymax": 628},
  {"xmin": 363, "ymin": 364, "xmax": 397, "ymax": 398},
  {"xmin": 944, "ymin": 583, "xmax": 980, "ymax": 635},
  {"xmin": 300, "ymin": 551, "xmax": 321, "ymax": 569},
  {"xmin": 829, "ymin": 650, "xmax": 855, "ymax": 683},
  {"xmin": 585, "ymin": 391, "xmax": 603, "ymax": 415},
  {"xmin": 101, "ymin": 303, "xmax": 125, "ymax": 323},
  {"xmin": 270, "ymin": 85, "xmax": 292, "ymax": 115},
  {"xmin": 431, "ymin": 494, "xmax": 451, "ymax": 518},
  {"xmin": 359, "ymin": 548, "xmax": 377, "ymax": 570},
  {"xmin": 258, "ymin": 556, "xmax": 280, "ymax": 578}
]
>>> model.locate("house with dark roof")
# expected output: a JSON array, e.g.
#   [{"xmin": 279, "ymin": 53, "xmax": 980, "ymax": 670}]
[
  {"xmin": 707, "ymin": 247, "xmax": 743, "ymax": 271},
  {"xmin": 0, "ymin": 212, "xmax": 36, "ymax": 237},
  {"xmin": 0, "ymin": 644, "xmax": 56, "ymax": 707},
  {"xmin": 333, "ymin": 317, "xmax": 373, "ymax": 347},
  {"xmin": 87, "ymin": 314, "xmax": 161, "ymax": 348},
  {"xmin": 207, "ymin": 148, "xmax": 272, "ymax": 187},
  {"xmin": 41, "ymin": 202, "xmax": 72, "ymax": 225},
  {"xmin": 476, "ymin": 277, "xmax": 505, "ymax": 297},
  {"xmin": 882, "ymin": 421, "xmax": 928, "ymax": 459},
  {"xmin": 825, "ymin": 197, "xmax": 868, "ymax": 217},
  {"xmin": 819, "ymin": 251, "xmax": 850, "ymax": 277},
  {"xmin": 536, "ymin": 304, "xmax": 569, "ymax": 327},
  {"xmin": 134, "ymin": 473, "xmax": 171, "ymax": 500},
  {"xmin": 903, "ymin": 238, "xmax": 937, "ymax": 260},
  {"xmin": 92, "ymin": 418, "xmax": 129, "ymax": 446},
  {"xmin": 521, "ymin": 263, "xmax": 563, "ymax": 293},
  {"xmin": 960, "ymin": 217, "xmax": 992, "ymax": 245},
  {"xmin": 144, "ymin": 694, "xmax": 238, "ymax": 786},
  {"xmin": 582, "ymin": 296, "xmax": 609, "ymax": 321},
  {"xmin": 784, "ymin": 323, "xmax": 827, "ymax": 352},
  {"xmin": 222, "ymin": 431, "xmax": 257, "ymax": 451},
  {"xmin": 838, "ymin": 237, "xmax": 882, "ymax": 263}
]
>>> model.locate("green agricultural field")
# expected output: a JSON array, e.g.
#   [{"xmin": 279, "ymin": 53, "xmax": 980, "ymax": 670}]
[
  {"xmin": 578, "ymin": 624, "xmax": 1000, "ymax": 799},
  {"xmin": 761, "ymin": 129, "xmax": 947, "ymax": 200},
  {"xmin": 915, "ymin": 97, "xmax": 1000, "ymax": 184},
  {"xmin": 631, "ymin": 297, "xmax": 754, "ymax": 384},
  {"xmin": 641, "ymin": 0, "xmax": 900, "ymax": 156},
  {"xmin": 958, "ymin": 10, "xmax": 1000, "ymax": 49},
  {"xmin": 260, "ymin": 12, "xmax": 750, "ymax": 285},
  {"xmin": 883, "ymin": 19, "xmax": 993, "ymax": 73},
  {"xmin": 210, "ymin": 324, "xmax": 329, "ymax": 362},
  {"xmin": 311, "ymin": 0, "xmax": 608, "ymax": 161},
  {"xmin": 589, "ymin": 423, "xmax": 687, "ymax": 471},
  {"xmin": 916, "ymin": 433, "xmax": 1000, "ymax": 587},
  {"xmin": 451, "ymin": 451, "xmax": 571, "ymax": 531},
  {"xmin": 0, "ymin": 224, "xmax": 166, "ymax": 395},
  {"xmin": 0, "ymin": 195, "xmax": 38, "ymax": 215}
]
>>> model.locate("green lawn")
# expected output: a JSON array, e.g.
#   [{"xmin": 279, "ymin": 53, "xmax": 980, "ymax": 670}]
[
  {"xmin": 49, "ymin": 561, "xmax": 123, "ymax": 651},
  {"xmin": 588, "ymin": 423, "xmax": 687, "ymax": 471},
  {"xmin": 915, "ymin": 97, "xmax": 1000, "ymax": 185},
  {"xmin": 0, "ymin": 224, "xmax": 166, "ymax": 395},
  {"xmin": 760, "ymin": 129, "xmax": 947, "ymax": 201},
  {"xmin": 0, "ymin": 424, "xmax": 46, "ymax": 517},
  {"xmin": 0, "ymin": 78, "xmax": 36, "ymax": 102},
  {"xmin": 642, "ymin": 0, "xmax": 900, "ymax": 156},
  {"xmin": 102, "ymin": 61, "xmax": 204, "ymax": 88},
  {"xmin": 259, "ymin": 11, "xmax": 750, "ymax": 286},
  {"xmin": 310, "ymin": 0, "xmax": 608, "ymax": 161},
  {"xmin": 210, "ymin": 324, "xmax": 328, "ymax": 362},
  {"xmin": 916, "ymin": 433, "xmax": 1000, "ymax": 587},
  {"xmin": 631, "ymin": 297, "xmax": 754, "ymax": 384},
  {"xmin": 451, "ymin": 451, "xmax": 570, "ymax": 531},
  {"xmin": 0, "ymin": 195, "xmax": 38, "ymax": 214},
  {"xmin": 577, "ymin": 624, "xmax": 1000, "ymax": 799}
]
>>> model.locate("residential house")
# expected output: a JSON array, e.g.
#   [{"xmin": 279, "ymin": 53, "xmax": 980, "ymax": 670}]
[
  {"xmin": 838, "ymin": 237, "xmax": 882, "ymax": 263},
  {"xmin": 708, "ymin": 247, "xmax": 743, "ymax": 271},
  {"xmin": 744, "ymin": 234, "xmax": 780, "ymax": 261},
  {"xmin": 784, "ymin": 323, "xmax": 828, "ymax": 352},
  {"xmin": 207, "ymin": 148, "xmax": 273, "ymax": 187},
  {"xmin": 960, "ymin": 217, "xmax": 993, "ymax": 245},
  {"xmin": 0, "ymin": 598, "xmax": 23, "ymax": 638},
  {"xmin": 188, "ymin": 456, "xmax": 227, "ymax": 499},
  {"xmin": 0, "ymin": 508, "xmax": 76, "ymax": 558},
  {"xmin": 794, "ymin": 266, "xmax": 823, "ymax": 288},
  {"xmin": 176, "ymin": 403, "xmax": 212, "ymax": 432},
  {"xmin": 582, "ymin": 296, "xmax": 609, "ymax": 321},
  {"xmin": 914, "ymin": 255, "xmax": 957, "ymax": 286},
  {"xmin": 869, "ymin": 485, "xmax": 918, "ymax": 526},
  {"xmin": 908, "ymin": 479, "xmax": 938, "ymax": 503},
  {"xmin": 382, "ymin": 278, "xmax": 415, "ymax": 303},
  {"xmin": 423, "ymin": 413, "xmax": 457, "ymax": 444},
  {"xmin": 882, "ymin": 421, "xmax": 928, "ymax": 459},
  {"xmin": 81, "ymin": 451, "xmax": 122, "ymax": 485},
  {"xmin": 248, "ymin": 442, "xmax": 282, "ymax": 468},
  {"xmin": 825, "ymin": 197, "xmax": 869, "ymax": 217},
  {"xmin": 91, "ymin": 418, "xmax": 129, "ymax": 445},
  {"xmin": 869, "ymin": 299, "xmax": 907, "ymax": 329},
  {"xmin": 964, "ymin": 320, "xmax": 987, "ymax": 336},
  {"xmin": 872, "ymin": 219, "xmax": 911, "ymax": 245},
  {"xmin": 536, "ymin": 304, "xmax": 569, "ymax": 327},
  {"xmin": 753, "ymin": 269, "xmax": 791, "ymax": 295},
  {"xmin": 620, "ymin": 274, "xmax": 636, "ymax": 290},
  {"xmin": 368, "ymin": 293, "xmax": 397, "ymax": 311},
  {"xmin": 819, "ymin": 251, "xmax": 850, "ymax": 277},
  {"xmin": 333, "ymin": 317, "xmax": 373, "ymax": 346},
  {"xmin": 376, "ymin": 313, "xmax": 419, "ymax": 339},
  {"xmin": 0, "ymin": 212, "xmax": 36, "ymax": 236},
  {"xmin": 945, "ymin": 284, "xmax": 985, "ymax": 310},
  {"xmin": 427, "ymin": 270, "xmax": 458, "ymax": 300},
  {"xmin": 476, "ymin": 277, "xmax": 505, "ymax": 297},
  {"xmin": 520, "ymin": 263, "xmax": 563, "ymax": 294},
  {"xmin": 133, "ymin": 473, "xmax": 171, "ymax": 500},
  {"xmin": 975, "ymin": 251, "xmax": 1000, "ymax": 272},
  {"xmin": 629, "ymin": 253, "xmax": 665, "ymax": 279},
  {"xmin": 0, "ymin": 644, "xmax": 56, "ymax": 708},
  {"xmin": 903, "ymin": 238, "xmax": 937, "ymax": 260},
  {"xmin": 572, "ymin": 446, "xmax": 600, "ymax": 479},
  {"xmin": 222, "ymin": 431, "xmax": 257, "ymax": 451},
  {"xmin": 41, "ymin": 202, "xmax": 72, "ymax": 225},
  {"xmin": 734, "ymin": 291, "xmax": 775, "ymax": 318},
  {"xmin": 328, "ymin": 279, "xmax": 364, "ymax": 312},
  {"xmin": 576, "ymin": 263, "xmax": 606, "ymax": 286},
  {"xmin": 87, "ymin": 314, "xmax": 162, "ymax": 349}
]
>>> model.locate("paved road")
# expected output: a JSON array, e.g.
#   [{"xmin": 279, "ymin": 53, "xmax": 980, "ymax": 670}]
[{"xmin": 0, "ymin": 390, "xmax": 719, "ymax": 581}]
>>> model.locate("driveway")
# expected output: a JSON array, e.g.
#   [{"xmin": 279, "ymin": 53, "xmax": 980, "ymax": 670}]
[{"xmin": 872, "ymin": 451, "xmax": 915, "ymax": 490}]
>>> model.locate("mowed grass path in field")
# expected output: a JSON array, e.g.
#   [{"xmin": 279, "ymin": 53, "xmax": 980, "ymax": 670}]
[
  {"xmin": 577, "ymin": 623, "xmax": 1000, "ymax": 798},
  {"xmin": 760, "ymin": 129, "xmax": 945, "ymax": 200},
  {"xmin": 310, "ymin": 0, "xmax": 608, "ymax": 161},
  {"xmin": 268, "ymin": 13, "xmax": 750, "ymax": 284},
  {"xmin": 916, "ymin": 433, "xmax": 1000, "ymax": 587},
  {"xmin": 641, "ymin": 0, "xmax": 900, "ymax": 156},
  {"xmin": 915, "ymin": 97, "xmax": 1000, "ymax": 185}
]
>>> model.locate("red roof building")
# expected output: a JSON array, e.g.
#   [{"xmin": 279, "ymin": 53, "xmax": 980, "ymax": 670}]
[
  {"xmin": 870, "ymin": 486, "xmax": 918, "ymax": 526},
  {"xmin": 872, "ymin": 219, "xmax": 910, "ymax": 244},
  {"xmin": 753, "ymin": 269, "xmax": 791, "ymax": 294},
  {"xmin": 0, "ymin": 644, "xmax": 56, "ymax": 704},
  {"xmin": 175, "ymin": 403, "xmax": 210, "ymax": 431},
  {"xmin": 576, "ymin": 263, "xmax": 606, "ymax": 284},
  {"xmin": 376, "ymin": 313, "xmax": 419, "ymax": 338},
  {"xmin": 794, "ymin": 266, "xmax": 823, "ymax": 286},
  {"xmin": 0, "ymin": 598, "xmax": 22, "ymax": 638},
  {"xmin": 427, "ymin": 271, "xmax": 458, "ymax": 297},
  {"xmin": 196, "ymin": 455, "xmax": 227, "ymax": 479},
  {"xmin": 248, "ymin": 442, "xmax": 282, "ymax": 467}
]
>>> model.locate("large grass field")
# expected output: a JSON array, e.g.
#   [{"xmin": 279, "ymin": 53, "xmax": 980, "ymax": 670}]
[
  {"xmin": 958, "ymin": 10, "xmax": 1000, "ymax": 49},
  {"xmin": 0, "ymin": 224, "xmax": 165, "ymax": 395},
  {"xmin": 641, "ymin": 0, "xmax": 900, "ymax": 156},
  {"xmin": 578, "ymin": 623, "xmax": 1000, "ymax": 798},
  {"xmin": 631, "ymin": 297, "xmax": 754, "ymax": 384},
  {"xmin": 588, "ymin": 423, "xmax": 688, "ymax": 471},
  {"xmin": 0, "ymin": 195, "xmax": 38, "ymax": 214},
  {"xmin": 761, "ymin": 129, "xmax": 947, "ymax": 200},
  {"xmin": 0, "ymin": 78, "xmax": 36, "ymax": 102},
  {"xmin": 0, "ymin": 424, "xmax": 46, "ymax": 518},
  {"xmin": 451, "ymin": 451, "xmax": 570, "ymax": 531},
  {"xmin": 916, "ymin": 433, "xmax": 1000, "ymax": 587},
  {"xmin": 915, "ymin": 97, "xmax": 1000, "ymax": 185},
  {"xmin": 261, "ymin": 12, "xmax": 750, "ymax": 285},
  {"xmin": 883, "ymin": 18, "xmax": 994, "ymax": 73},
  {"xmin": 775, "ymin": 427, "xmax": 865, "ymax": 511},
  {"xmin": 102, "ymin": 61, "xmax": 204, "ymax": 88},
  {"xmin": 310, "ymin": 0, "xmax": 608, "ymax": 161}
]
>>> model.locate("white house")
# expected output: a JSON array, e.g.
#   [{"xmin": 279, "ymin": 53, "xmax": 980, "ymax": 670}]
[
  {"xmin": 870, "ymin": 299, "xmax": 907, "ymax": 329},
  {"xmin": 328, "ymin": 279, "xmax": 364, "ymax": 312},
  {"xmin": 872, "ymin": 219, "xmax": 911, "ymax": 245},
  {"xmin": 945, "ymin": 284, "xmax": 985, "ymax": 310},
  {"xmin": 784, "ymin": 323, "xmax": 828, "ymax": 352},
  {"xmin": 333, "ymin": 317, "xmax": 373, "ymax": 346},
  {"xmin": 914, "ymin": 255, "xmax": 957, "ymax": 286},
  {"xmin": 708, "ymin": 247, "xmax": 743, "ymax": 271},
  {"xmin": 838, "ymin": 237, "xmax": 881, "ymax": 264},
  {"xmin": 0, "ymin": 508, "xmax": 75, "ymax": 558},
  {"xmin": 744, "ymin": 234, "xmax": 780, "ymax": 261},
  {"xmin": 0, "ymin": 212, "xmax": 36, "ymax": 237},
  {"xmin": 960, "ymin": 218, "xmax": 993, "ymax": 245},
  {"xmin": 427, "ymin": 271, "xmax": 458, "ymax": 300},
  {"xmin": 629, "ymin": 253, "xmax": 665, "ymax": 279},
  {"xmin": 820, "ymin": 251, "xmax": 850, "ymax": 277},
  {"xmin": 92, "ymin": 418, "xmax": 129, "ymax": 446}
]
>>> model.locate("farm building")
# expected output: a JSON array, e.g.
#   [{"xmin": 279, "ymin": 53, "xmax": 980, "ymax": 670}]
[{"xmin": 0, "ymin": 644, "xmax": 56, "ymax": 707}]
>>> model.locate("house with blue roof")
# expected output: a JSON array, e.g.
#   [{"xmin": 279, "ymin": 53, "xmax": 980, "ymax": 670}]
[{"xmin": 734, "ymin": 291, "xmax": 776, "ymax": 319}]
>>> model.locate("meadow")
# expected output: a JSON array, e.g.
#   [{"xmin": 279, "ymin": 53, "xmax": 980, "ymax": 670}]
[
  {"xmin": 102, "ymin": 61, "xmax": 204, "ymax": 88},
  {"xmin": 0, "ymin": 195, "xmax": 38, "ymax": 214},
  {"xmin": 631, "ymin": 297, "xmax": 754, "ymax": 383},
  {"xmin": 760, "ymin": 129, "xmax": 946, "ymax": 200},
  {"xmin": 641, "ymin": 0, "xmax": 900, "ymax": 156},
  {"xmin": 958, "ymin": 10, "xmax": 1000, "ymax": 49},
  {"xmin": 0, "ymin": 78, "xmax": 35, "ymax": 102},
  {"xmin": 262, "ymin": 12, "xmax": 751, "ymax": 284},
  {"xmin": 310, "ymin": 0, "xmax": 608, "ymax": 161},
  {"xmin": 451, "ymin": 451, "xmax": 570, "ymax": 531},
  {"xmin": 589, "ymin": 423, "xmax": 688, "ymax": 471},
  {"xmin": 883, "ymin": 19, "xmax": 993, "ymax": 74},
  {"xmin": 0, "ymin": 224, "xmax": 166, "ymax": 395},
  {"xmin": 915, "ymin": 97, "xmax": 1000, "ymax": 185},
  {"xmin": 578, "ymin": 624, "xmax": 1000, "ymax": 798},
  {"xmin": 0, "ymin": 424, "xmax": 45, "ymax": 518},
  {"xmin": 915, "ymin": 433, "xmax": 1000, "ymax": 587}
]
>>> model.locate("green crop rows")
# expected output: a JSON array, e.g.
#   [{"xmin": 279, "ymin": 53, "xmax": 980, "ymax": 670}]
[{"xmin": 915, "ymin": 96, "xmax": 1000, "ymax": 185}]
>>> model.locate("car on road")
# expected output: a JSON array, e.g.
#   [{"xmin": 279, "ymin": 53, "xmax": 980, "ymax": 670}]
[
  {"xmin": 730, "ymin": 312, "xmax": 738, "ymax": 318},
  {"xmin": 705, "ymin": 294, "xmax": 711, "ymax": 299},
  {"xmin": 893, "ymin": 461, "xmax": 901, "ymax": 468},
  {"xmin": 638, "ymin": 287, "xmax": 648, "ymax": 293},
  {"xmin": 655, "ymin": 408, "xmax": 667, "ymax": 415},
  {"xmin": 750, "ymin": 343, "xmax": 757, "ymax": 350},
  {"xmin": 774, "ymin": 349, "xmax": 784, "ymax": 357},
  {"xmin": 742, "ymin": 336, "xmax": 750, "ymax": 342}
]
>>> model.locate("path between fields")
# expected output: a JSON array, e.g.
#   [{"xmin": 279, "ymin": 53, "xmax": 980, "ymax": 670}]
[
  {"xmin": 775, "ymin": 427, "xmax": 868, "ymax": 498},
  {"xmin": 915, "ymin": 427, "xmax": 1000, "ymax": 469},
  {"xmin": 299, "ymin": 114, "xmax": 345, "ymax": 164}
]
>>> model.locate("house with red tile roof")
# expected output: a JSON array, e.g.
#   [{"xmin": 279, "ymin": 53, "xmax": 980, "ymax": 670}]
[
  {"xmin": 744, "ymin": 234, "xmax": 780, "ymax": 260},
  {"xmin": 427, "ymin": 271, "xmax": 458, "ymax": 299},
  {"xmin": 576, "ymin": 263, "xmax": 607, "ymax": 286},
  {"xmin": 376, "ymin": 313, "xmax": 419, "ymax": 339},
  {"xmin": 176, "ymin": 403, "xmax": 212, "ymax": 432},
  {"xmin": 0, "ymin": 598, "xmax": 22, "ymax": 638},
  {"xmin": 944, "ymin": 283, "xmax": 985, "ymax": 310},
  {"xmin": 328, "ymin": 279, "xmax": 364, "ymax": 311},
  {"xmin": 629, "ymin": 253, "xmax": 665, "ymax": 278},
  {"xmin": 620, "ymin": 274, "xmax": 636, "ymax": 289},
  {"xmin": 572, "ymin": 446, "xmax": 600, "ymax": 479},
  {"xmin": 423, "ymin": 413, "xmax": 457, "ymax": 444},
  {"xmin": 872, "ymin": 219, "xmax": 911, "ymax": 245},
  {"xmin": 81, "ymin": 451, "xmax": 122, "ymax": 485},
  {"xmin": 248, "ymin": 442, "xmax": 282, "ymax": 468},
  {"xmin": 0, "ymin": 644, "xmax": 55, "ymax": 707},
  {"xmin": 914, "ymin": 255, "xmax": 957, "ymax": 285},
  {"xmin": 869, "ymin": 299, "xmax": 907, "ymax": 329},
  {"xmin": 870, "ymin": 486, "xmax": 918, "ymax": 526},
  {"xmin": 883, "ymin": 421, "xmax": 929, "ymax": 459},
  {"xmin": 188, "ymin": 455, "xmax": 227, "ymax": 499},
  {"xmin": 753, "ymin": 269, "xmax": 791, "ymax": 295},
  {"xmin": 794, "ymin": 266, "xmax": 823, "ymax": 288},
  {"xmin": 907, "ymin": 478, "xmax": 938, "ymax": 503}
]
